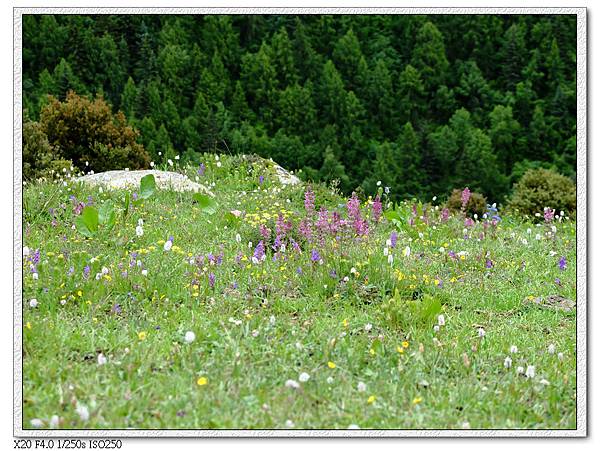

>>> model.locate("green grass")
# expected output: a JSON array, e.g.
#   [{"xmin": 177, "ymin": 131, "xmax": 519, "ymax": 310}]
[{"xmin": 22, "ymin": 155, "xmax": 576, "ymax": 430}]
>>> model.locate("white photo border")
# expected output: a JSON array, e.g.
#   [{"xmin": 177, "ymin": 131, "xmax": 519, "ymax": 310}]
[{"xmin": 13, "ymin": 6, "xmax": 587, "ymax": 438}]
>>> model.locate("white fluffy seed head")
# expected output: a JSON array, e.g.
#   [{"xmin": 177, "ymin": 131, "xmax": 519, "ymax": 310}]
[{"xmin": 184, "ymin": 331, "xmax": 196, "ymax": 344}]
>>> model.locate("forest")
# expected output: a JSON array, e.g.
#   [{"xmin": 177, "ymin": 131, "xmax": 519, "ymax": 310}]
[{"xmin": 22, "ymin": 14, "xmax": 577, "ymax": 202}]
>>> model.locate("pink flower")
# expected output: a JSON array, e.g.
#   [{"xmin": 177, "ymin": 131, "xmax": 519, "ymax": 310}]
[
  {"xmin": 461, "ymin": 187, "xmax": 471, "ymax": 209},
  {"xmin": 372, "ymin": 195, "xmax": 382, "ymax": 222}
]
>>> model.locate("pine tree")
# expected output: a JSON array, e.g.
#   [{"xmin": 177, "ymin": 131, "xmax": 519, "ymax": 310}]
[{"xmin": 411, "ymin": 21, "xmax": 449, "ymax": 92}]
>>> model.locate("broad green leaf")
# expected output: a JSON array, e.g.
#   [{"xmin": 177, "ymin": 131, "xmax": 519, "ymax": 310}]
[
  {"xmin": 224, "ymin": 211, "xmax": 241, "ymax": 227},
  {"xmin": 139, "ymin": 174, "xmax": 156, "ymax": 200},
  {"xmin": 98, "ymin": 202, "xmax": 116, "ymax": 230},
  {"xmin": 75, "ymin": 206, "xmax": 98, "ymax": 238},
  {"xmin": 193, "ymin": 193, "xmax": 218, "ymax": 215}
]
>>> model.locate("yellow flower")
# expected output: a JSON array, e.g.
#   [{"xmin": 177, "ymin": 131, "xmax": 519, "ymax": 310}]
[
  {"xmin": 402, "ymin": 341, "xmax": 409, "ymax": 348},
  {"xmin": 412, "ymin": 396, "xmax": 422, "ymax": 405},
  {"xmin": 369, "ymin": 348, "xmax": 375, "ymax": 356},
  {"xmin": 367, "ymin": 395, "xmax": 376, "ymax": 404},
  {"xmin": 138, "ymin": 331, "xmax": 147, "ymax": 341},
  {"xmin": 327, "ymin": 361, "xmax": 336, "ymax": 369},
  {"xmin": 25, "ymin": 322, "xmax": 31, "ymax": 330},
  {"xmin": 197, "ymin": 377, "xmax": 208, "ymax": 386},
  {"xmin": 342, "ymin": 318, "xmax": 349, "ymax": 328},
  {"xmin": 77, "ymin": 290, "xmax": 83, "ymax": 297},
  {"xmin": 396, "ymin": 346, "xmax": 404, "ymax": 354}
]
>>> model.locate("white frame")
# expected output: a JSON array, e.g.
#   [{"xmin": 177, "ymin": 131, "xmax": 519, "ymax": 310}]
[{"xmin": 13, "ymin": 6, "xmax": 587, "ymax": 437}]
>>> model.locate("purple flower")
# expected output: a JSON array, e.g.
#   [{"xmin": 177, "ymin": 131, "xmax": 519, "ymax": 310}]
[
  {"xmin": 390, "ymin": 231, "xmax": 398, "ymax": 248},
  {"xmin": 311, "ymin": 249, "xmax": 321, "ymax": 262},
  {"xmin": 441, "ymin": 208, "xmax": 449, "ymax": 222},
  {"xmin": 296, "ymin": 267, "xmax": 303, "ymax": 275},
  {"xmin": 304, "ymin": 187, "xmax": 316, "ymax": 215},
  {"xmin": 558, "ymin": 256, "xmax": 567, "ymax": 271},
  {"xmin": 486, "ymin": 259, "xmax": 493, "ymax": 269},
  {"xmin": 544, "ymin": 207, "xmax": 555, "ymax": 223},
  {"xmin": 111, "ymin": 304, "xmax": 122, "ymax": 315},
  {"xmin": 198, "ymin": 163, "xmax": 206, "ymax": 176},
  {"xmin": 555, "ymin": 278, "xmax": 562, "ymax": 286},
  {"xmin": 372, "ymin": 195, "xmax": 382, "ymax": 222},
  {"xmin": 208, "ymin": 272, "xmax": 216, "ymax": 288},
  {"xmin": 461, "ymin": 187, "xmax": 471, "ymax": 209},
  {"xmin": 259, "ymin": 175, "xmax": 265, "ymax": 185},
  {"xmin": 259, "ymin": 224, "xmax": 271, "ymax": 240},
  {"xmin": 253, "ymin": 241, "xmax": 265, "ymax": 262},
  {"xmin": 83, "ymin": 265, "xmax": 90, "ymax": 279}
]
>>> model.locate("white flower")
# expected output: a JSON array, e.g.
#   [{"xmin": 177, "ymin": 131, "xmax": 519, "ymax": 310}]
[
  {"xmin": 461, "ymin": 421, "xmax": 471, "ymax": 429},
  {"xmin": 522, "ymin": 238, "xmax": 528, "ymax": 245},
  {"xmin": 348, "ymin": 424, "xmax": 360, "ymax": 429},
  {"xmin": 135, "ymin": 225, "xmax": 144, "ymax": 237},
  {"xmin": 167, "ymin": 159, "xmax": 173, "ymax": 166},
  {"xmin": 548, "ymin": 344, "xmax": 556, "ymax": 354},
  {"xmin": 549, "ymin": 250, "xmax": 557, "ymax": 257},
  {"xmin": 270, "ymin": 315, "xmax": 276, "ymax": 325},
  {"xmin": 215, "ymin": 155, "xmax": 220, "ymax": 161},
  {"xmin": 504, "ymin": 356, "xmax": 512, "ymax": 368},
  {"xmin": 558, "ymin": 352, "xmax": 564, "ymax": 361},
  {"xmin": 376, "ymin": 180, "xmax": 382, "ymax": 186},
  {"xmin": 235, "ymin": 233, "xmax": 241, "ymax": 243},
  {"xmin": 364, "ymin": 323, "xmax": 373, "ymax": 332},
  {"xmin": 76, "ymin": 403, "xmax": 90, "ymax": 422},
  {"xmin": 388, "ymin": 254, "xmax": 394, "ymax": 265},
  {"xmin": 477, "ymin": 328, "xmax": 486, "ymax": 338},
  {"xmin": 60, "ymin": 299, "xmax": 66, "ymax": 305},
  {"xmin": 252, "ymin": 330, "xmax": 259, "ymax": 338},
  {"xmin": 50, "ymin": 415, "xmax": 60, "ymax": 428},
  {"xmin": 23, "ymin": 246, "xmax": 30, "ymax": 256},
  {"xmin": 551, "ymin": 225, "xmax": 557, "ymax": 233},
  {"xmin": 295, "ymin": 342, "xmax": 303, "ymax": 350},
  {"xmin": 527, "ymin": 228, "xmax": 532, "ymax": 234},
  {"xmin": 516, "ymin": 366, "xmax": 525, "ymax": 375},
  {"xmin": 385, "ymin": 239, "xmax": 392, "ymax": 247},
  {"xmin": 350, "ymin": 267, "xmax": 357, "ymax": 274},
  {"xmin": 138, "ymin": 218, "xmax": 143, "ymax": 226},
  {"xmin": 285, "ymin": 379, "xmax": 300, "ymax": 389},
  {"xmin": 175, "ymin": 155, "xmax": 180, "ymax": 160},
  {"xmin": 525, "ymin": 365, "xmax": 536, "ymax": 378},
  {"xmin": 357, "ymin": 382, "xmax": 367, "ymax": 392},
  {"xmin": 326, "ymin": 376, "xmax": 334, "ymax": 384},
  {"xmin": 164, "ymin": 240, "xmax": 173, "ymax": 251},
  {"xmin": 32, "ymin": 273, "xmax": 38, "ymax": 280},
  {"xmin": 29, "ymin": 298, "xmax": 38, "ymax": 308},
  {"xmin": 437, "ymin": 314, "xmax": 445, "ymax": 326},
  {"xmin": 101, "ymin": 266, "xmax": 109, "ymax": 275},
  {"xmin": 299, "ymin": 372, "xmax": 310, "ymax": 382},
  {"xmin": 403, "ymin": 246, "xmax": 411, "ymax": 257},
  {"xmin": 383, "ymin": 247, "xmax": 389, "ymax": 256},
  {"xmin": 184, "ymin": 331, "xmax": 196, "ymax": 344},
  {"xmin": 510, "ymin": 345, "xmax": 518, "ymax": 354},
  {"xmin": 30, "ymin": 418, "xmax": 44, "ymax": 428},
  {"xmin": 433, "ymin": 325, "xmax": 440, "ymax": 333},
  {"xmin": 137, "ymin": 260, "xmax": 142, "ymax": 267},
  {"xmin": 97, "ymin": 353, "xmax": 107, "ymax": 365},
  {"xmin": 539, "ymin": 379, "xmax": 550, "ymax": 386},
  {"xmin": 285, "ymin": 419, "xmax": 295, "ymax": 428},
  {"xmin": 216, "ymin": 161, "xmax": 222, "ymax": 168},
  {"xmin": 150, "ymin": 161, "xmax": 155, "ymax": 167}
]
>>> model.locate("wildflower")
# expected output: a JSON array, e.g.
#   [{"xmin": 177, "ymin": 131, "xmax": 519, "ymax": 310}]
[
  {"xmin": 285, "ymin": 420, "xmax": 295, "ymax": 428},
  {"xmin": 372, "ymin": 195, "xmax": 382, "ymax": 222},
  {"xmin": 235, "ymin": 233, "xmax": 241, "ymax": 243},
  {"xmin": 510, "ymin": 345, "xmax": 518, "ymax": 354},
  {"xmin": 433, "ymin": 325, "xmax": 440, "ymax": 333},
  {"xmin": 326, "ymin": 376, "xmax": 334, "ymax": 384},
  {"xmin": 558, "ymin": 352, "xmax": 564, "ymax": 361},
  {"xmin": 198, "ymin": 163, "xmax": 206, "ymax": 176},
  {"xmin": 539, "ymin": 379, "xmax": 550, "ymax": 386},
  {"xmin": 30, "ymin": 419, "xmax": 44, "ymax": 428},
  {"xmin": 304, "ymin": 187, "xmax": 315, "ymax": 215},
  {"xmin": 390, "ymin": 231, "xmax": 398, "ymax": 248},
  {"xmin": 285, "ymin": 379, "xmax": 300, "ymax": 389},
  {"xmin": 516, "ymin": 366, "xmax": 525, "ymax": 375},
  {"xmin": 402, "ymin": 246, "xmax": 411, "ymax": 257},
  {"xmin": 383, "ymin": 247, "xmax": 389, "ymax": 256},
  {"xmin": 29, "ymin": 299, "xmax": 38, "ymax": 308},
  {"xmin": 141, "ymin": 269, "xmax": 148, "ymax": 277},
  {"xmin": 367, "ymin": 395, "xmax": 376, "ymax": 404},
  {"xmin": 136, "ymin": 225, "xmax": 144, "ymax": 237},
  {"xmin": 252, "ymin": 240, "xmax": 266, "ymax": 264},
  {"xmin": 311, "ymin": 249, "xmax": 322, "ymax": 263},
  {"xmin": 348, "ymin": 424, "xmax": 360, "ymax": 429},
  {"xmin": 364, "ymin": 323, "xmax": 373, "ymax": 332},
  {"xmin": 477, "ymin": 328, "xmax": 486, "ymax": 338},
  {"xmin": 558, "ymin": 256, "xmax": 567, "ymax": 271},
  {"xmin": 327, "ymin": 361, "xmax": 336, "ymax": 369},
  {"xmin": 412, "ymin": 396, "xmax": 422, "ymax": 405},
  {"xmin": 76, "ymin": 403, "xmax": 90, "ymax": 422},
  {"xmin": 164, "ymin": 237, "xmax": 173, "ymax": 251},
  {"xmin": 197, "ymin": 377, "xmax": 208, "ymax": 386},
  {"xmin": 548, "ymin": 344, "xmax": 556, "ymax": 354},
  {"xmin": 97, "ymin": 353, "xmax": 107, "ymax": 365},
  {"xmin": 208, "ymin": 273, "xmax": 216, "ymax": 288},
  {"xmin": 251, "ymin": 329, "xmax": 259, "ymax": 338},
  {"xmin": 504, "ymin": 356, "xmax": 512, "ymax": 369},
  {"xmin": 461, "ymin": 187, "xmax": 471, "ymax": 209},
  {"xmin": 270, "ymin": 315, "xmax": 276, "ymax": 325},
  {"xmin": 437, "ymin": 314, "xmax": 445, "ymax": 326},
  {"xmin": 184, "ymin": 331, "xmax": 196, "ymax": 344},
  {"xmin": 49, "ymin": 415, "xmax": 60, "ymax": 428},
  {"xmin": 299, "ymin": 372, "xmax": 310, "ymax": 382},
  {"xmin": 357, "ymin": 382, "xmax": 367, "ymax": 392},
  {"xmin": 485, "ymin": 259, "xmax": 493, "ymax": 269},
  {"xmin": 544, "ymin": 207, "xmax": 555, "ymax": 223},
  {"xmin": 402, "ymin": 341, "xmax": 409, "ymax": 348},
  {"xmin": 138, "ymin": 331, "xmax": 147, "ymax": 341},
  {"xmin": 525, "ymin": 365, "xmax": 536, "ymax": 378}
]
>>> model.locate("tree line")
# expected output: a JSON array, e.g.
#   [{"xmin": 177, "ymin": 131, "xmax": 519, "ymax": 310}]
[{"xmin": 22, "ymin": 14, "xmax": 576, "ymax": 202}]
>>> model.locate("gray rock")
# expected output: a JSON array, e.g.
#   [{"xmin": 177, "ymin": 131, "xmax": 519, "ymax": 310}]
[{"xmin": 76, "ymin": 170, "xmax": 214, "ymax": 196}]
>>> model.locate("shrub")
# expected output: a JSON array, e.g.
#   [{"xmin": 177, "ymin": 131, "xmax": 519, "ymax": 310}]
[
  {"xmin": 506, "ymin": 168, "xmax": 576, "ymax": 218},
  {"xmin": 40, "ymin": 91, "xmax": 150, "ymax": 172},
  {"xmin": 23, "ymin": 118, "xmax": 73, "ymax": 180},
  {"xmin": 446, "ymin": 188, "xmax": 487, "ymax": 217}
]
